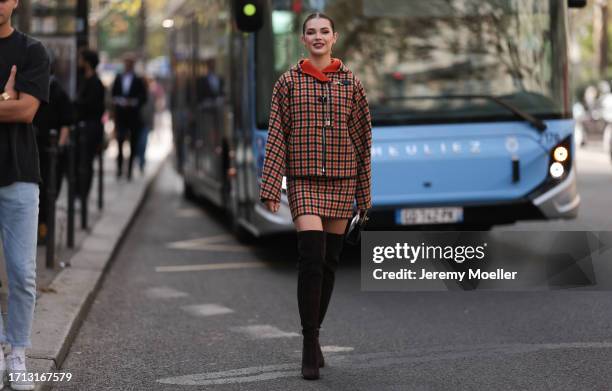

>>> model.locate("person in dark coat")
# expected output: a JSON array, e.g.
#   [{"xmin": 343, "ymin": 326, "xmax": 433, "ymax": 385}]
[
  {"xmin": 111, "ymin": 54, "xmax": 147, "ymax": 180},
  {"xmin": 33, "ymin": 49, "xmax": 74, "ymax": 243},
  {"xmin": 75, "ymin": 48, "xmax": 106, "ymax": 202},
  {"xmin": 259, "ymin": 13, "xmax": 372, "ymax": 380}
]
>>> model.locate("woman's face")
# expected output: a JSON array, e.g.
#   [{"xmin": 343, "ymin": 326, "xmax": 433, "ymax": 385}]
[{"xmin": 301, "ymin": 17, "xmax": 337, "ymax": 58}]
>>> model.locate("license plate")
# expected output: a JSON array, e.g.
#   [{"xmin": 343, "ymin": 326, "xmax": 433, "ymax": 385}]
[{"xmin": 396, "ymin": 207, "xmax": 464, "ymax": 225}]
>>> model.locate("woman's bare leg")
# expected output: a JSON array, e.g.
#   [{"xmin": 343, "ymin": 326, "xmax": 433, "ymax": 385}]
[
  {"xmin": 322, "ymin": 217, "xmax": 349, "ymax": 234},
  {"xmin": 295, "ymin": 214, "xmax": 324, "ymax": 231}
]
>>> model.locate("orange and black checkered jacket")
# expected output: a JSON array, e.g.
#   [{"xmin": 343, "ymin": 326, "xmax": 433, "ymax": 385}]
[{"xmin": 259, "ymin": 59, "xmax": 372, "ymax": 210}]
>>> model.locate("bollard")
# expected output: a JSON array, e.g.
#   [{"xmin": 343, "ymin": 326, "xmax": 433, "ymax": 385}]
[
  {"xmin": 77, "ymin": 121, "xmax": 89, "ymax": 230},
  {"xmin": 98, "ymin": 146, "xmax": 104, "ymax": 211},
  {"xmin": 46, "ymin": 129, "xmax": 59, "ymax": 269},
  {"xmin": 66, "ymin": 126, "xmax": 76, "ymax": 248}
]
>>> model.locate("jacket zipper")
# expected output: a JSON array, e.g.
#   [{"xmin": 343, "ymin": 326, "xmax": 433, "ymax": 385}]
[{"xmin": 322, "ymin": 82, "xmax": 332, "ymax": 175}]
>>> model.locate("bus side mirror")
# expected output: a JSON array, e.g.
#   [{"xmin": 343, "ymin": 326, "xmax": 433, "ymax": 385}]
[
  {"xmin": 233, "ymin": 0, "xmax": 265, "ymax": 32},
  {"xmin": 568, "ymin": 0, "xmax": 587, "ymax": 8}
]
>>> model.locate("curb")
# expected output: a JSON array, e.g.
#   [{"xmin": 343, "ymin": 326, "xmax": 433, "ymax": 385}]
[{"xmin": 29, "ymin": 148, "xmax": 170, "ymax": 391}]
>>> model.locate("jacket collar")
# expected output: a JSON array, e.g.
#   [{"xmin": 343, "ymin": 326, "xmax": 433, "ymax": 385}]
[{"xmin": 297, "ymin": 58, "xmax": 345, "ymax": 82}]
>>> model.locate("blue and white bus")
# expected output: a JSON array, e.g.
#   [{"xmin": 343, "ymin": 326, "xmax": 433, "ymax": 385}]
[{"xmin": 171, "ymin": 0, "xmax": 585, "ymax": 237}]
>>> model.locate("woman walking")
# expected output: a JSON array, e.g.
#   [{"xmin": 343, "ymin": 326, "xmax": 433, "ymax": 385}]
[{"xmin": 259, "ymin": 13, "xmax": 372, "ymax": 380}]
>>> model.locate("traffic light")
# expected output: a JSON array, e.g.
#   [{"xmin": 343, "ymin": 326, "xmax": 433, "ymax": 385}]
[{"xmin": 233, "ymin": 0, "xmax": 265, "ymax": 32}]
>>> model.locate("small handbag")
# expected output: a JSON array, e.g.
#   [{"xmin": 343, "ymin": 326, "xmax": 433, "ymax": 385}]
[{"xmin": 345, "ymin": 209, "xmax": 369, "ymax": 245}]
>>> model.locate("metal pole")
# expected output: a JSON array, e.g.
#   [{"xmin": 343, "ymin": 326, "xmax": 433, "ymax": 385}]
[
  {"xmin": 98, "ymin": 146, "xmax": 104, "ymax": 211},
  {"xmin": 594, "ymin": 0, "xmax": 609, "ymax": 78},
  {"xmin": 67, "ymin": 126, "xmax": 76, "ymax": 248},
  {"xmin": 77, "ymin": 121, "xmax": 89, "ymax": 230},
  {"xmin": 16, "ymin": 0, "xmax": 31, "ymax": 33},
  {"xmin": 76, "ymin": 0, "xmax": 89, "ymax": 49},
  {"xmin": 46, "ymin": 129, "xmax": 59, "ymax": 269}
]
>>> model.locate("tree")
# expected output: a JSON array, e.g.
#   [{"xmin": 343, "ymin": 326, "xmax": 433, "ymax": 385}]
[{"xmin": 594, "ymin": 0, "xmax": 609, "ymax": 78}]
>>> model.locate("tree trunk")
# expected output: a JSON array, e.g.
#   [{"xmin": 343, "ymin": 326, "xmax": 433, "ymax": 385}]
[{"xmin": 594, "ymin": 0, "xmax": 609, "ymax": 78}]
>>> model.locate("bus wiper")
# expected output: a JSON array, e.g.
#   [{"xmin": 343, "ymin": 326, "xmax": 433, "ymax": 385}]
[{"xmin": 385, "ymin": 94, "xmax": 548, "ymax": 132}]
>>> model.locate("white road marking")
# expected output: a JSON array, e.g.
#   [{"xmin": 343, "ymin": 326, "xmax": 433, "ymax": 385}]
[
  {"xmin": 181, "ymin": 304, "xmax": 234, "ymax": 317},
  {"xmin": 231, "ymin": 325, "xmax": 300, "ymax": 339},
  {"xmin": 322, "ymin": 345, "xmax": 354, "ymax": 353},
  {"xmin": 176, "ymin": 208, "xmax": 204, "ymax": 218},
  {"xmin": 166, "ymin": 234, "xmax": 251, "ymax": 252},
  {"xmin": 157, "ymin": 363, "xmax": 298, "ymax": 386},
  {"xmin": 293, "ymin": 345, "xmax": 354, "ymax": 354},
  {"xmin": 155, "ymin": 262, "xmax": 268, "ymax": 273},
  {"xmin": 145, "ymin": 286, "xmax": 189, "ymax": 299},
  {"xmin": 157, "ymin": 341, "xmax": 612, "ymax": 386}
]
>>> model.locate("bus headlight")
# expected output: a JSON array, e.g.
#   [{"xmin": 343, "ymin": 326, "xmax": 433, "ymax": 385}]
[
  {"xmin": 547, "ymin": 136, "xmax": 572, "ymax": 180},
  {"xmin": 553, "ymin": 146, "xmax": 568, "ymax": 162},
  {"xmin": 530, "ymin": 136, "xmax": 573, "ymax": 198},
  {"xmin": 549, "ymin": 162, "xmax": 564, "ymax": 178}
]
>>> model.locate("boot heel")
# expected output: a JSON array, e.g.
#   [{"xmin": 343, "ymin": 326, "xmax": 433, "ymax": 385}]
[{"xmin": 302, "ymin": 334, "xmax": 320, "ymax": 380}]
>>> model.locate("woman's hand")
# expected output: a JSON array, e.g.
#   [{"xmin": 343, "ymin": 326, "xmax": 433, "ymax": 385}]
[
  {"xmin": 264, "ymin": 199, "xmax": 280, "ymax": 213},
  {"xmin": 4, "ymin": 65, "xmax": 18, "ymax": 100}
]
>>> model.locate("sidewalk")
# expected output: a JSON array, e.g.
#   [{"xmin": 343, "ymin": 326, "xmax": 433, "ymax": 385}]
[{"xmin": 0, "ymin": 112, "xmax": 173, "ymax": 390}]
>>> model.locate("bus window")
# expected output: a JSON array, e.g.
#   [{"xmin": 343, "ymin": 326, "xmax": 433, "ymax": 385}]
[{"xmin": 256, "ymin": 0, "xmax": 568, "ymax": 128}]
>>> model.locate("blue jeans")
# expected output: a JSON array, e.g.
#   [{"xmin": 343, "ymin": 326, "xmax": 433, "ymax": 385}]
[{"xmin": 0, "ymin": 182, "xmax": 39, "ymax": 348}]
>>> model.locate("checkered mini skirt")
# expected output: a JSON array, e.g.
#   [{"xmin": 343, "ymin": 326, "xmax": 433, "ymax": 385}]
[{"xmin": 287, "ymin": 176, "xmax": 356, "ymax": 221}]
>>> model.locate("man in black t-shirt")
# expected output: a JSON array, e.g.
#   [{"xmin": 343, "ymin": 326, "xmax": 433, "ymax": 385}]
[{"xmin": 0, "ymin": 0, "xmax": 50, "ymax": 389}]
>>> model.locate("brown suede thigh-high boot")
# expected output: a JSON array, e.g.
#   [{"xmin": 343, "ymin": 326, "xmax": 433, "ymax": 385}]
[{"xmin": 297, "ymin": 230, "xmax": 325, "ymax": 379}]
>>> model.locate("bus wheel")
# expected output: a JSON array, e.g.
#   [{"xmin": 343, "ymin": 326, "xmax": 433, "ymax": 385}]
[
  {"xmin": 183, "ymin": 181, "xmax": 196, "ymax": 201},
  {"xmin": 225, "ymin": 180, "xmax": 253, "ymax": 244},
  {"xmin": 234, "ymin": 222, "xmax": 253, "ymax": 244},
  {"xmin": 228, "ymin": 205, "xmax": 253, "ymax": 244}
]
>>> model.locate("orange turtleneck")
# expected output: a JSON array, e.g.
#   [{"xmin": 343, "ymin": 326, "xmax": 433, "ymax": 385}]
[{"xmin": 299, "ymin": 58, "xmax": 342, "ymax": 82}]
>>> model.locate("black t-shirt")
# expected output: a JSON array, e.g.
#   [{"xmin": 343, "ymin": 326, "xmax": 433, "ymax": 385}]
[
  {"xmin": 76, "ymin": 74, "xmax": 106, "ymax": 122},
  {"xmin": 0, "ymin": 29, "xmax": 50, "ymax": 187}
]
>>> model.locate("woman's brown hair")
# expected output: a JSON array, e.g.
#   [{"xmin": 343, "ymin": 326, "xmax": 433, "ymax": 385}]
[{"xmin": 302, "ymin": 13, "xmax": 335, "ymax": 35}]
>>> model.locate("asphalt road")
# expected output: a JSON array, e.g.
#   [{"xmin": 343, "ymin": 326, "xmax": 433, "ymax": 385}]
[{"xmin": 54, "ymin": 149, "xmax": 612, "ymax": 391}]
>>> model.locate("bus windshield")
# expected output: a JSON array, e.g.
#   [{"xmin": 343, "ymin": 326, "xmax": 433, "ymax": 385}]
[{"xmin": 256, "ymin": 0, "xmax": 569, "ymax": 128}]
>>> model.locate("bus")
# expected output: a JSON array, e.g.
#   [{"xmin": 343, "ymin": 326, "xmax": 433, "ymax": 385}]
[{"xmin": 170, "ymin": 0, "xmax": 585, "ymax": 237}]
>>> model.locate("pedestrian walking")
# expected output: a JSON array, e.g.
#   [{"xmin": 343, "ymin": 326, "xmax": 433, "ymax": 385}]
[
  {"xmin": 75, "ymin": 48, "xmax": 106, "ymax": 198},
  {"xmin": 259, "ymin": 13, "xmax": 372, "ymax": 380},
  {"xmin": 137, "ymin": 76, "xmax": 156, "ymax": 174},
  {"xmin": 111, "ymin": 54, "xmax": 147, "ymax": 180},
  {"xmin": 0, "ymin": 0, "xmax": 51, "ymax": 388},
  {"xmin": 33, "ymin": 50, "xmax": 74, "ymax": 244}
]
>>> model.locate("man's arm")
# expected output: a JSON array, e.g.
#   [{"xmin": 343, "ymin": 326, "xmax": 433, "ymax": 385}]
[{"xmin": 0, "ymin": 93, "xmax": 41, "ymax": 123}]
